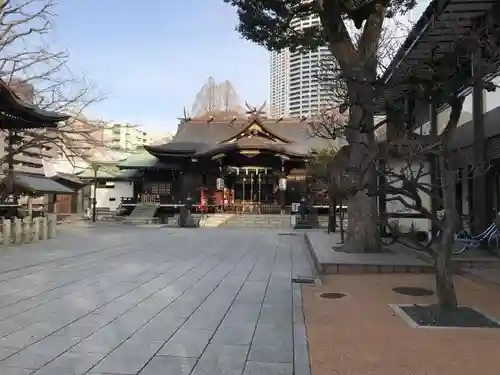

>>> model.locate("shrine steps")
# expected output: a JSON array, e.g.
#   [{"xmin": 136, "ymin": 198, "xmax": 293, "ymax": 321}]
[
  {"xmin": 220, "ymin": 214, "xmax": 291, "ymax": 229},
  {"xmin": 199, "ymin": 214, "xmax": 234, "ymax": 228},
  {"xmin": 122, "ymin": 204, "xmax": 158, "ymax": 224}
]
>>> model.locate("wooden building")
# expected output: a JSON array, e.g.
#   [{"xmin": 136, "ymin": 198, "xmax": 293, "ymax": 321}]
[
  {"xmin": 117, "ymin": 108, "xmax": 336, "ymax": 213},
  {"xmin": 0, "ymin": 78, "xmax": 71, "ymax": 216}
]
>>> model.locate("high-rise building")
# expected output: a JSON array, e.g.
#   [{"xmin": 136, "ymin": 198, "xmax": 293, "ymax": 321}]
[
  {"xmin": 269, "ymin": 13, "xmax": 332, "ymax": 118},
  {"xmin": 270, "ymin": 49, "xmax": 290, "ymax": 118}
]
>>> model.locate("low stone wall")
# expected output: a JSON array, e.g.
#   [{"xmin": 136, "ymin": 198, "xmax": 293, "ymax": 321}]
[{"xmin": 0, "ymin": 214, "xmax": 57, "ymax": 246}]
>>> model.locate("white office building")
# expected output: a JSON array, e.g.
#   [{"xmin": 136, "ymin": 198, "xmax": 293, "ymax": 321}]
[{"xmin": 269, "ymin": 13, "xmax": 332, "ymax": 118}]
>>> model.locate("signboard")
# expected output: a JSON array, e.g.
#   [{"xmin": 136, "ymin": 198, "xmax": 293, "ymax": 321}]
[
  {"xmin": 291, "ymin": 202, "xmax": 300, "ymax": 213},
  {"xmin": 216, "ymin": 178, "xmax": 225, "ymax": 190}
]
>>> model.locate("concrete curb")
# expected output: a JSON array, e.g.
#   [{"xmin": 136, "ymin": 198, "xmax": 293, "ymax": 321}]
[{"xmin": 304, "ymin": 232, "xmax": 323, "ymax": 275}]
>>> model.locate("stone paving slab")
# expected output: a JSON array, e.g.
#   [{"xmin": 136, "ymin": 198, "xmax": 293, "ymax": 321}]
[
  {"xmin": 305, "ymin": 231, "xmax": 434, "ymax": 274},
  {"xmin": 0, "ymin": 226, "xmax": 313, "ymax": 375}
]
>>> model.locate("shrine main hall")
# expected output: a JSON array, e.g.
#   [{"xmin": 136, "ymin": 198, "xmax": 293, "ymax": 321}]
[{"xmin": 117, "ymin": 107, "xmax": 337, "ymax": 213}]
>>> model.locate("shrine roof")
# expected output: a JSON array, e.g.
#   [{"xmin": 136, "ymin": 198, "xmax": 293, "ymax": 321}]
[
  {"xmin": 0, "ymin": 79, "xmax": 69, "ymax": 129},
  {"xmin": 195, "ymin": 137, "xmax": 313, "ymax": 158},
  {"xmin": 145, "ymin": 116, "xmax": 334, "ymax": 157}
]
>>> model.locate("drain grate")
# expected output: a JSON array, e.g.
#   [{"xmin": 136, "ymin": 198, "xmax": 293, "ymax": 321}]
[
  {"xmin": 279, "ymin": 233, "xmax": 300, "ymax": 236},
  {"xmin": 292, "ymin": 276, "xmax": 317, "ymax": 284},
  {"xmin": 320, "ymin": 292, "xmax": 347, "ymax": 299},
  {"xmin": 392, "ymin": 287, "xmax": 434, "ymax": 297}
]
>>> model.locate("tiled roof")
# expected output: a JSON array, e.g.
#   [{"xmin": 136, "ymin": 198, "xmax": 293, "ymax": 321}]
[{"xmin": 146, "ymin": 116, "xmax": 335, "ymax": 157}]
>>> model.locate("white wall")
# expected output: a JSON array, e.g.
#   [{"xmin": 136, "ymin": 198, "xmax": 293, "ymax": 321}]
[{"xmin": 91, "ymin": 181, "xmax": 133, "ymax": 211}]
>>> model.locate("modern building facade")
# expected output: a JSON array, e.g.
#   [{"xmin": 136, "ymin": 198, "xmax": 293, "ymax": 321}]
[
  {"xmin": 269, "ymin": 13, "xmax": 332, "ymax": 118},
  {"xmin": 103, "ymin": 123, "xmax": 148, "ymax": 151},
  {"xmin": 269, "ymin": 49, "xmax": 290, "ymax": 118}
]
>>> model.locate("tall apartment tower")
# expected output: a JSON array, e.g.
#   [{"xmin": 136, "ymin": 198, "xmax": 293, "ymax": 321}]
[
  {"xmin": 270, "ymin": 49, "xmax": 290, "ymax": 118},
  {"xmin": 269, "ymin": 13, "xmax": 332, "ymax": 118}
]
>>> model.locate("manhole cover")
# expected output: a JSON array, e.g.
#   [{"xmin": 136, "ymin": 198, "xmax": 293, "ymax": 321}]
[
  {"xmin": 392, "ymin": 287, "xmax": 434, "ymax": 296},
  {"xmin": 320, "ymin": 292, "xmax": 347, "ymax": 299},
  {"xmin": 292, "ymin": 277, "xmax": 317, "ymax": 284}
]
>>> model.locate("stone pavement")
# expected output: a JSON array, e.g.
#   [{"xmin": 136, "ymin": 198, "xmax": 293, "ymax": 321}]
[{"xmin": 0, "ymin": 225, "xmax": 314, "ymax": 375}]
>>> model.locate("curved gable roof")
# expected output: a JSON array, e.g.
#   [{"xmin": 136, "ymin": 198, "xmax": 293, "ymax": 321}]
[{"xmin": 146, "ymin": 116, "xmax": 337, "ymax": 157}]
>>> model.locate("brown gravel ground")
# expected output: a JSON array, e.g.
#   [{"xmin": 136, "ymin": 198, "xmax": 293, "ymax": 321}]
[{"xmin": 302, "ymin": 274, "xmax": 500, "ymax": 375}]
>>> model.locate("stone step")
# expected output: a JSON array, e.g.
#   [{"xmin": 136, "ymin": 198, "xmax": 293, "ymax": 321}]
[
  {"xmin": 128, "ymin": 205, "xmax": 158, "ymax": 219},
  {"xmin": 199, "ymin": 214, "xmax": 235, "ymax": 228},
  {"xmin": 221, "ymin": 214, "xmax": 292, "ymax": 229}
]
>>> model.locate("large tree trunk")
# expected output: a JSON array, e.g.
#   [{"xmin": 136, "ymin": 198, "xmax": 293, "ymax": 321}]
[
  {"xmin": 346, "ymin": 189, "xmax": 379, "ymax": 252},
  {"xmin": 435, "ymin": 154, "xmax": 459, "ymax": 310},
  {"xmin": 344, "ymin": 98, "xmax": 380, "ymax": 253},
  {"xmin": 435, "ymin": 239, "xmax": 457, "ymax": 310}
]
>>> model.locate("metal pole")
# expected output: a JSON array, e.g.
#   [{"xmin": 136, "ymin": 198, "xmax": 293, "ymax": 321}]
[
  {"xmin": 258, "ymin": 171, "xmax": 261, "ymax": 214},
  {"xmin": 242, "ymin": 176, "xmax": 246, "ymax": 201},
  {"xmin": 250, "ymin": 173, "xmax": 254, "ymax": 204},
  {"xmin": 92, "ymin": 167, "xmax": 98, "ymax": 222},
  {"xmin": 258, "ymin": 171, "xmax": 261, "ymax": 203},
  {"xmin": 339, "ymin": 199, "xmax": 345, "ymax": 243}
]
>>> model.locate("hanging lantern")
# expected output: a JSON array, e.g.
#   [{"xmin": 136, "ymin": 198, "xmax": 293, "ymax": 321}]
[
  {"xmin": 216, "ymin": 177, "xmax": 225, "ymax": 190},
  {"xmin": 279, "ymin": 177, "xmax": 287, "ymax": 191}
]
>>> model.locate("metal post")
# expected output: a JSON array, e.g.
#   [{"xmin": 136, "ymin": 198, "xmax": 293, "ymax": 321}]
[
  {"xmin": 242, "ymin": 176, "xmax": 246, "ymax": 201},
  {"xmin": 280, "ymin": 158, "xmax": 286, "ymax": 214},
  {"xmin": 257, "ymin": 171, "xmax": 261, "ymax": 214},
  {"xmin": 250, "ymin": 173, "xmax": 254, "ymax": 204},
  {"xmin": 339, "ymin": 198, "xmax": 345, "ymax": 243},
  {"xmin": 92, "ymin": 167, "xmax": 97, "ymax": 222},
  {"xmin": 258, "ymin": 171, "xmax": 261, "ymax": 203}
]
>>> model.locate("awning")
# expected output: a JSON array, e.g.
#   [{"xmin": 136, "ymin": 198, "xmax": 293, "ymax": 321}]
[
  {"xmin": 76, "ymin": 166, "xmax": 141, "ymax": 180},
  {"xmin": 52, "ymin": 173, "xmax": 85, "ymax": 187},
  {"xmin": 12, "ymin": 174, "xmax": 74, "ymax": 195}
]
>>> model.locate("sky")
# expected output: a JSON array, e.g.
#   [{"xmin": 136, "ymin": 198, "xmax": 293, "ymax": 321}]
[
  {"xmin": 48, "ymin": 0, "xmax": 463, "ymax": 136},
  {"xmin": 51, "ymin": 0, "xmax": 269, "ymax": 134}
]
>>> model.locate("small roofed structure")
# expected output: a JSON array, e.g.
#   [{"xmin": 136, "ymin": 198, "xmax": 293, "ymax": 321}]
[
  {"xmin": 116, "ymin": 148, "xmax": 178, "ymax": 170},
  {"xmin": 0, "ymin": 78, "xmax": 70, "ymax": 201},
  {"xmin": 0, "ymin": 173, "xmax": 73, "ymax": 196}
]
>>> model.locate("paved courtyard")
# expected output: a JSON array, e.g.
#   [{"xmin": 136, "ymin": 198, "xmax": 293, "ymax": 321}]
[{"xmin": 0, "ymin": 225, "xmax": 314, "ymax": 375}]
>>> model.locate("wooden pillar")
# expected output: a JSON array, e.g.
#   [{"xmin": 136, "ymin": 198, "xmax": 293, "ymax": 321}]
[
  {"xmin": 406, "ymin": 95, "xmax": 416, "ymax": 130},
  {"xmin": 471, "ymin": 49, "xmax": 489, "ymax": 234},
  {"xmin": 429, "ymin": 98, "xmax": 440, "ymax": 236},
  {"xmin": 386, "ymin": 102, "xmax": 400, "ymax": 141}
]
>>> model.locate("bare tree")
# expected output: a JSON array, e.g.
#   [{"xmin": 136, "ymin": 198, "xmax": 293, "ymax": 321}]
[
  {"xmin": 225, "ymin": 0, "xmax": 422, "ymax": 253},
  {"xmin": 0, "ymin": 0, "xmax": 106, "ymax": 175},
  {"xmin": 191, "ymin": 77, "xmax": 243, "ymax": 117},
  {"xmin": 323, "ymin": 13, "xmax": 500, "ymax": 310}
]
